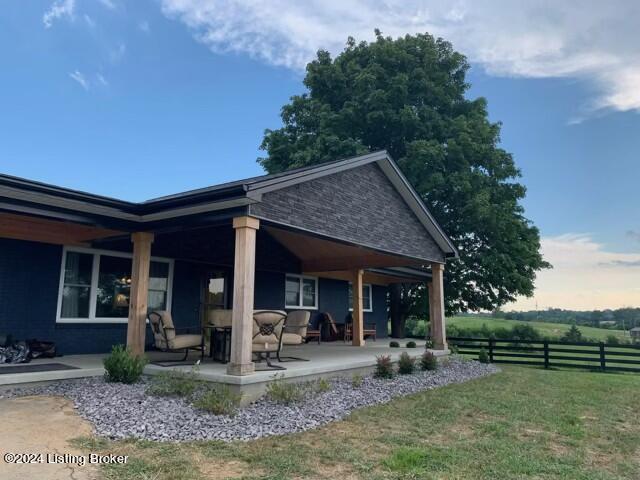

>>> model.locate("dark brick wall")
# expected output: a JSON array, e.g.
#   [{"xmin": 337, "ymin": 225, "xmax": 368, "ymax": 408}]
[
  {"xmin": 250, "ymin": 163, "xmax": 445, "ymax": 262},
  {"xmin": 0, "ymin": 238, "xmax": 388, "ymax": 355}
]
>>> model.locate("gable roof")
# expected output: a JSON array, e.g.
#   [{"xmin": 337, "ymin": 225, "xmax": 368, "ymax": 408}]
[{"xmin": 0, "ymin": 151, "xmax": 457, "ymax": 257}]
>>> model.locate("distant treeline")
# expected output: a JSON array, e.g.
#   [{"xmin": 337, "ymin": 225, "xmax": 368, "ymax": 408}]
[{"xmin": 476, "ymin": 308, "xmax": 640, "ymax": 331}]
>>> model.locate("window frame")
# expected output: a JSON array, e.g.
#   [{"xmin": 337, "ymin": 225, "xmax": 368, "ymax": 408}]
[
  {"xmin": 284, "ymin": 273, "xmax": 319, "ymax": 310},
  {"xmin": 348, "ymin": 282, "xmax": 373, "ymax": 313},
  {"xmin": 56, "ymin": 246, "xmax": 174, "ymax": 324}
]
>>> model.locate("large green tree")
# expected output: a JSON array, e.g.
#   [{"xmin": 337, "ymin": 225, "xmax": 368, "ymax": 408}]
[{"xmin": 259, "ymin": 31, "xmax": 550, "ymax": 314}]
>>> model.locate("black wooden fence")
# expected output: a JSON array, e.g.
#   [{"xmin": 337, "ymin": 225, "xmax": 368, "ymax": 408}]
[{"xmin": 448, "ymin": 337, "xmax": 640, "ymax": 373}]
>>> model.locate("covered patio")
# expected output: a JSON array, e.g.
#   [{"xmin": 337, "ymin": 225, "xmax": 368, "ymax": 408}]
[{"xmin": 0, "ymin": 151, "xmax": 456, "ymax": 390}]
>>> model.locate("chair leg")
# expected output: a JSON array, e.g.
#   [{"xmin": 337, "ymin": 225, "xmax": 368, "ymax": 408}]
[
  {"xmin": 264, "ymin": 353, "xmax": 286, "ymax": 370},
  {"xmin": 277, "ymin": 348, "xmax": 310, "ymax": 362},
  {"xmin": 181, "ymin": 348, "xmax": 189, "ymax": 361}
]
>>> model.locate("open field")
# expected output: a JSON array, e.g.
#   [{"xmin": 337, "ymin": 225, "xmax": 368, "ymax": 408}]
[
  {"xmin": 74, "ymin": 365, "xmax": 640, "ymax": 480},
  {"xmin": 448, "ymin": 316, "xmax": 630, "ymax": 342}
]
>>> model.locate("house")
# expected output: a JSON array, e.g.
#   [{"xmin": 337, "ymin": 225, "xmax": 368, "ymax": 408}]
[
  {"xmin": 0, "ymin": 150, "xmax": 457, "ymax": 376},
  {"xmin": 631, "ymin": 327, "xmax": 640, "ymax": 342}
]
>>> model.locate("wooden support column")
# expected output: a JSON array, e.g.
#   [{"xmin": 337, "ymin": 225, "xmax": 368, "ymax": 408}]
[
  {"xmin": 429, "ymin": 263, "xmax": 448, "ymax": 350},
  {"xmin": 227, "ymin": 216, "xmax": 260, "ymax": 376},
  {"xmin": 126, "ymin": 232, "xmax": 154, "ymax": 356},
  {"xmin": 351, "ymin": 268, "xmax": 365, "ymax": 346}
]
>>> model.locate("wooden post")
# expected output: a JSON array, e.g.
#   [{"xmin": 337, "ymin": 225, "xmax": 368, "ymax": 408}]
[
  {"xmin": 126, "ymin": 232, "xmax": 154, "ymax": 356},
  {"xmin": 429, "ymin": 263, "xmax": 448, "ymax": 350},
  {"xmin": 427, "ymin": 282, "xmax": 435, "ymax": 345},
  {"xmin": 544, "ymin": 340, "xmax": 550, "ymax": 369},
  {"xmin": 599, "ymin": 342, "xmax": 606, "ymax": 371},
  {"xmin": 227, "ymin": 216, "xmax": 259, "ymax": 376},
  {"xmin": 488, "ymin": 337, "xmax": 494, "ymax": 363},
  {"xmin": 351, "ymin": 268, "xmax": 365, "ymax": 346}
]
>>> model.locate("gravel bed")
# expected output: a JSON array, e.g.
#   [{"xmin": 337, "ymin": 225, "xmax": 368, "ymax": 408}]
[{"xmin": 2, "ymin": 358, "xmax": 498, "ymax": 442}]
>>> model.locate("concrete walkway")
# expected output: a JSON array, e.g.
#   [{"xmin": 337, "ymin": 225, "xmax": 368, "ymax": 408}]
[{"xmin": 0, "ymin": 396, "xmax": 99, "ymax": 480}]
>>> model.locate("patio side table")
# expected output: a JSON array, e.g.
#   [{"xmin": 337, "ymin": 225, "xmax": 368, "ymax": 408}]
[{"xmin": 203, "ymin": 326, "xmax": 232, "ymax": 363}]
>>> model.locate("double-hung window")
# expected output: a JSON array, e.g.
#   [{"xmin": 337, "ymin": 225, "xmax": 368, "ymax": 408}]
[
  {"xmin": 348, "ymin": 283, "xmax": 373, "ymax": 312},
  {"xmin": 285, "ymin": 274, "xmax": 318, "ymax": 309},
  {"xmin": 57, "ymin": 247, "xmax": 173, "ymax": 323}
]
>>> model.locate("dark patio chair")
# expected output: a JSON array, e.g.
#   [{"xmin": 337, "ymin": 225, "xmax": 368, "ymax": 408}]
[{"xmin": 344, "ymin": 314, "xmax": 377, "ymax": 342}]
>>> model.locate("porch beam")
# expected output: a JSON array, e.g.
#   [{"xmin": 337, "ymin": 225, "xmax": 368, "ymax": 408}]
[
  {"xmin": 126, "ymin": 232, "xmax": 154, "ymax": 356},
  {"xmin": 428, "ymin": 262, "xmax": 448, "ymax": 350},
  {"xmin": 351, "ymin": 268, "xmax": 365, "ymax": 346},
  {"xmin": 227, "ymin": 216, "xmax": 260, "ymax": 376}
]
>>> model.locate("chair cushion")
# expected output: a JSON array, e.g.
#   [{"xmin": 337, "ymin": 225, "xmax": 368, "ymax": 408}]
[
  {"xmin": 252, "ymin": 342, "xmax": 279, "ymax": 353},
  {"xmin": 282, "ymin": 332, "xmax": 304, "ymax": 345},
  {"xmin": 208, "ymin": 309, "xmax": 232, "ymax": 327},
  {"xmin": 153, "ymin": 311, "xmax": 176, "ymax": 341},
  {"xmin": 169, "ymin": 334, "xmax": 202, "ymax": 350}
]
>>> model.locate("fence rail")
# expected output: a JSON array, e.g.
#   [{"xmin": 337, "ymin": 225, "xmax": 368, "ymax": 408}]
[{"xmin": 448, "ymin": 337, "xmax": 640, "ymax": 373}]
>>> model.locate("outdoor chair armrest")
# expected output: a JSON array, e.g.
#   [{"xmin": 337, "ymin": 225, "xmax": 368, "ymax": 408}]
[{"xmin": 174, "ymin": 326, "xmax": 201, "ymax": 334}]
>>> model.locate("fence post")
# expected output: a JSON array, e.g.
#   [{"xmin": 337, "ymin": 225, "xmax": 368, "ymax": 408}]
[
  {"xmin": 488, "ymin": 338, "xmax": 494, "ymax": 363},
  {"xmin": 544, "ymin": 341, "xmax": 549, "ymax": 369},
  {"xmin": 599, "ymin": 342, "xmax": 606, "ymax": 371}
]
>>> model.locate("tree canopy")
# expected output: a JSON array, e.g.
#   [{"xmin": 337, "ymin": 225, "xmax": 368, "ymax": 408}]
[{"xmin": 259, "ymin": 31, "xmax": 550, "ymax": 313}]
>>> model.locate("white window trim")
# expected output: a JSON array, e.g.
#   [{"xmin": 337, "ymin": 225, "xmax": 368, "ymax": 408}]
[
  {"xmin": 348, "ymin": 282, "xmax": 373, "ymax": 313},
  {"xmin": 56, "ymin": 246, "xmax": 174, "ymax": 324},
  {"xmin": 284, "ymin": 273, "xmax": 319, "ymax": 310}
]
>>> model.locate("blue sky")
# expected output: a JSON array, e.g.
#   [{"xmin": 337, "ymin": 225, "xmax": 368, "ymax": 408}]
[{"xmin": 1, "ymin": 0, "xmax": 639, "ymax": 310}]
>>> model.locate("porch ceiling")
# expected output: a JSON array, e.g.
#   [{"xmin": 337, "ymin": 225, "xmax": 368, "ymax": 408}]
[
  {"xmin": 0, "ymin": 212, "xmax": 125, "ymax": 246},
  {"xmin": 265, "ymin": 225, "xmax": 425, "ymax": 272}
]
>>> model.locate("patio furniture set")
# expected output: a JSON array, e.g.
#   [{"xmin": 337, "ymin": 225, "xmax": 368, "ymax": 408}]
[{"xmin": 147, "ymin": 310, "xmax": 377, "ymax": 370}]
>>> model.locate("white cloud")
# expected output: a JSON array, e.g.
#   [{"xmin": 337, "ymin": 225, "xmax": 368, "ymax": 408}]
[
  {"xmin": 160, "ymin": 0, "xmax": 640, "ymax": 115},
  {"xmin": 109, "ymin": 42, "xmax": 126, "ymax": 64},
  {"xmin": 98, "ymin": 0, "xmax": 116, "ymax": 10},
  {"xmin": 139, "ymin": 20, "xmax": 151, "ymax": 34},
  {"xmin": 96, "ymin": 73, "xmax": 109, "ymax": 86},
  {"xmin": 84, "ymin": 14, "xmax": 96, "ymax": 28},
  {"xmin": 69, "ymin": 70, "xmax": 89, "ymax": 90},
  {"xmin": 509, "ymin": 234, "xmax": 640, "ymax": 311},
  {"xmin": 43, "ymin": 0, "xmax": 75, "ymax": 28}
]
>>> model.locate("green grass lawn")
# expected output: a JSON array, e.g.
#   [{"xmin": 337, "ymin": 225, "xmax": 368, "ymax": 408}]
[
  {"xmin": 75, "ymin": 365, "xmax": 640, "ymax": 480},
  {"xmin": 448, "ymin": 316, "xmax": 630, "ymax": 342}
]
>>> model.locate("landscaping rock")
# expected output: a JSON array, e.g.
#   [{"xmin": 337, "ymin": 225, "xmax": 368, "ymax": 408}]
[{"xmin": 2, "ymin": 358, "xmax": 498, "ymax": 442}]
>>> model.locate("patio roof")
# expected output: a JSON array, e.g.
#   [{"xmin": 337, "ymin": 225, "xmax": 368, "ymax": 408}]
[{"xmin": 0, "ymin": 151, "xmax": 457, "ymax": 257}]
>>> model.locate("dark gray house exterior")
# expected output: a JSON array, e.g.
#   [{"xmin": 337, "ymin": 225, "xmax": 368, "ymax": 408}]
[{"xmin": 0, "ymin": 151, "xmax": 456, "ymax": 372}]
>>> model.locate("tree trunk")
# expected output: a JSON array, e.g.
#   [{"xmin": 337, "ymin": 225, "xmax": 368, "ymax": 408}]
[{"xmin": 389, "ymin": 283, "xmax": 406, "ymax": 338}]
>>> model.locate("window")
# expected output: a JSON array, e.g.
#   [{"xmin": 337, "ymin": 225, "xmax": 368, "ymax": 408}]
[
  {"xmin": 60, "ymin": 252, "xmax": 93, "ymax": 318},
  {"xmin": 57, "ymin": 247, "xmax": 173, "ymax": 323},
  {"xmin": 348, "ymin": 283, "xmax": 373, "ymax": 312},
  {"xmin": 285, "ymin": 274, "xmax": 318, "ymax": 309}
]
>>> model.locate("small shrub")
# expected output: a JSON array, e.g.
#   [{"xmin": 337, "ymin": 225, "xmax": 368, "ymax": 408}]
[
  {"xmin": 405, "ymin": 341, "xmax": 417, "ymax": 348},
  {"xmin": 315, "ymin": 378, "xmax": 331, "ymax": 393},
  {"xmin": 420, "ymin": 351, "xmax": 438, "ymax": 371},
  {"xmin": 561, "ymin": 324, "xmax": 583, "ymax": 342},
  {"xmin": 606, "ymin": 334, "xmax": 621, "ymax": 345},
  {"xmin": 449, "ymin": 344, "xmax": 459, "ymax": 354},
  {"xmin": 193, "ymin": 385, "xmax": 241, "ymax": 415},
  {"xmin": 374, "ymin": 355, "xmax": 394, "ymax": 379},
  {"xmin": 146, "ymin": 366, "xmax": 201, "ymax": 398},
  {"xmin": 397, "ymin": 352, "xmax": 415, "ymax": 375},
  {"xmin": 351, "ymin": 374, "xmax": 363, "ymax": 388},
  {"xmin": 266, "ymin": 378, "xmax": 304, "ymax": 405},
  {"xmin": 389, "ymin": 340, "xmax": 400, "ymax": 348},
  {"xmin": 103, "ymin": 345, "xmax": 147, "ymax": 384},
  {"xmin": 478, "ymin": 348, "xmax": 490, "ymax": 364},
  {"xmin": 424, "ymin": 339, "xmax": 434, "ymax": 349}
]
